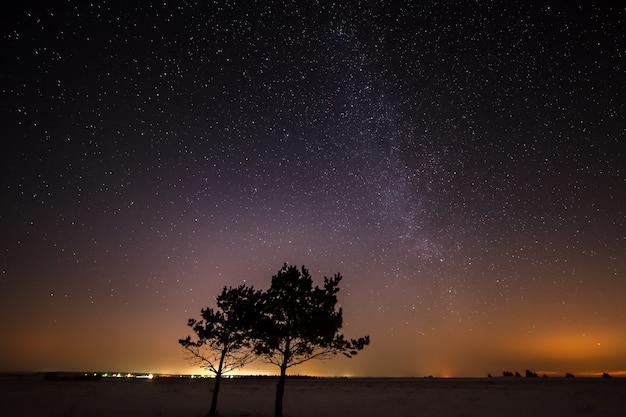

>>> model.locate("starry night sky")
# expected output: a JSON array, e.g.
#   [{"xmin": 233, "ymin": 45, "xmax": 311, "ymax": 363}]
[{"xmin": 1, "ymin": 1, "xmax": 624, "ymax": 377}]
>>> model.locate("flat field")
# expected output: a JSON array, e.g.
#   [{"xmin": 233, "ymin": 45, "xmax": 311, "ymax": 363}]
[{"xmin": 1, "ymin": 375, "xmax": 624, "ymax": 417}]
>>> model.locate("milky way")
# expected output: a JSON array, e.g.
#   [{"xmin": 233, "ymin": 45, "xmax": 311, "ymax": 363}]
[{"xmin": 1, "ymin": 1, "xmax": 624, "ymax": 377}]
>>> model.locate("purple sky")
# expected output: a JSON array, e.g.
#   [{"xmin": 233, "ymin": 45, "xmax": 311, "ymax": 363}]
[{"xmin": 1, "ymin": 1, "xmax": 624, "ymax": 377}]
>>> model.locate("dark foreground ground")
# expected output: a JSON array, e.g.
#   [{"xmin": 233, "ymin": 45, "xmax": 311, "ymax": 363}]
[{"xmin": 1, "ymin": 374, "xmax": 625, "ymax": 417}]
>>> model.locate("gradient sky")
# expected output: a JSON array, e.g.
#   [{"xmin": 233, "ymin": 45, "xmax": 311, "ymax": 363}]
[{"xmin": 1, "ymin": 1, "xmax": 624, "ymax": 378}]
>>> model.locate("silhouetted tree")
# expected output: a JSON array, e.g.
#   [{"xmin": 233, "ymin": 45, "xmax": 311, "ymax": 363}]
[
  {"xmin": 602, "ymin": 372, "xmax": 612, "ymax": 378},
  {"xmin": 515, "ymin": 371, "xmax": 521, "ymax": 377},
  {"xmin": 179, "ymin": 285, "xmax": 261, "ymax": 416},
  {"xmin": 565, "ymin": 372, "xmax": 575, "ymax": 378},
  {"xmin": 503, "ymin": 371, "xmax": 514, "ymax": 377},
  {"xmin": 253, "ymin": 264, "xmax": 370, "ymax": 417},
  {"xmin": 525, "ymin": 369, "xmax": 538, "ymax": 378}
]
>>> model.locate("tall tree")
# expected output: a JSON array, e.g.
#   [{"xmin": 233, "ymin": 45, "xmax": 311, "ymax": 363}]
[
  {"xmin": 254, "ymin": 264, "xmax": 370, "ymax": 417},
  {"xmin": 179, "ymin": 284, "xmax": 260, "ymax": 416}
]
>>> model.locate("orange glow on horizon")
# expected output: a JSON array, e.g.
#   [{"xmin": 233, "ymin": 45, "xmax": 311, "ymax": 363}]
[{"xmin": 504, "ymin": 330, "xmax": 623, "ymax": 362}]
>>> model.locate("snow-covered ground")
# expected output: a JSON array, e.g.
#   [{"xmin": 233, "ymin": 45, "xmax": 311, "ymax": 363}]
[{"xmin": 1, "ymin": 375, "xmax": 624, "ymax": 416}]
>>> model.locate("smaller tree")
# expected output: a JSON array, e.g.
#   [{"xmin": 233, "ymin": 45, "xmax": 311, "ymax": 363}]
[{"xmin": 179, "ymin": 285, "xmax": 260, "ymax": 416}]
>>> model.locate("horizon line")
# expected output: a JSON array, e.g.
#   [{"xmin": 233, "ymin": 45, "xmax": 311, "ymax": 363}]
[{"xmin": 2, "ymin": 370, "xmax": 625, "ymax": 379}]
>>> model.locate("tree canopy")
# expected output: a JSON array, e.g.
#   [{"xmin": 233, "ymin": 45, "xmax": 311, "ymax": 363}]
[
  {"xmin": 179, "ymin": 264, "xmax": 369, "ymax": 417},
  {"xmin": 179, "ymin": 284, "xmax": 260, "ymax": 415},
  {"xmin": 253, "ymin": 264, "xmax": 369, "ymax": 417}
]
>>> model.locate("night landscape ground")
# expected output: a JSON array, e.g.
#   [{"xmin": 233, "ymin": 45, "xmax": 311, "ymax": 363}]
[{"xmin": 1, "ymin": 374, "xmax": 625, "ymax": 417}]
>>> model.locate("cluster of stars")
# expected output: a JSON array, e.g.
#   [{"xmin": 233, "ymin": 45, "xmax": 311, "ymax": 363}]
[{"xmin": 1, "ymin": 1, "xmax": 624, "ymax": 376}]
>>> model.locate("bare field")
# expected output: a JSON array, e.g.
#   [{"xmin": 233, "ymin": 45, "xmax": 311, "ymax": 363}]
[{"xmin": 1, "ymin": 375, "xmax": 625, "ymax": 417}]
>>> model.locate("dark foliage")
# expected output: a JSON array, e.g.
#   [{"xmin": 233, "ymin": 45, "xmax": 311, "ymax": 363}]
[
  {"xmin": 179, "ymin": 285, "xmax": 261, "ymax": 416},
  {"xmin": 525, "ymin": 369, "xmax": 538, "ymax": 378},
  {"xmin": 253, "ymin": 264, "xmax": 369, "ymax": 417}
]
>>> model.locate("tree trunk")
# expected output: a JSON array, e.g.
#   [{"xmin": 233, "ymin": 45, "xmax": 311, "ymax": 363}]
[
  {"xmin": 209, "ymin": 349, "xmax": 227, "ymax": 416},
  {"xmin": 209, "ymin": 372, "xmax": 221, "ymax": 416},
  {"xmin": 275, "ymin": 363, "xmax": 288, "ymax": 417}
]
